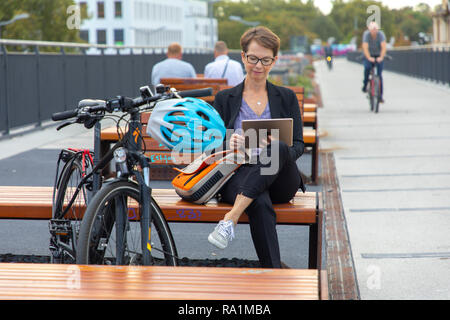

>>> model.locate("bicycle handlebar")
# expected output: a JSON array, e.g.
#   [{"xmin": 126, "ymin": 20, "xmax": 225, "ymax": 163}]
[
  {"xmin": 51, "ymin": 109, "xmax": 79, "ymax": 121},
  {"xmin": 51, "ymin": 87, "xmax": 214, "ymax": 123},
  {"xmin": 355, "ymin": 54, "xmax": 393, "ymax": 62}
]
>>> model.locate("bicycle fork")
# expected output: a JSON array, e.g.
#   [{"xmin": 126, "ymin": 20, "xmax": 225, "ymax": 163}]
[{"xmin": 135, "ymin": 154, "xmax": 153, "ymax": 266}]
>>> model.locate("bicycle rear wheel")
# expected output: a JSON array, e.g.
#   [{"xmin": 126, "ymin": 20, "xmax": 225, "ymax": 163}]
[
  {"xmin": 50, "ymin": 153, "xmax": 89, "ymax": 263},
  {"xmin": 76, "ymin": 180, "xmax": 178, "ymax": 266}
]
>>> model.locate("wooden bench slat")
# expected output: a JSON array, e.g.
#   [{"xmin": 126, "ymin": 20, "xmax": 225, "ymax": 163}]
[
  {"xmin": 0, "ymin": 263, "xmax": 321, "ymax": 300},
  {"xmin": 0, "ymin": 186, "xmax": 317, "ymax": 224},
  {"xmin": 304, "ymin": 103, "xmax": 317, "ymax": 112}
]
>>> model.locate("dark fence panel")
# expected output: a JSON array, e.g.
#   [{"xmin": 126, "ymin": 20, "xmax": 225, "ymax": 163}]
[
  {"xmin": 8, "ymin": 54, "xmax": 40, "ymax": 129},
  {"xmin": 347, "ymin": 47, "xmax": 450, "ymax": 85},
  {"xmin": 39, "ymin": 55, "xmax": 65, "ymax": 119},
  {"xmin": 0, "ymin": 52, "xmax": 7, "ymax": 132},
  {"xmin": 0, "ymin": 47, "xmax": 246, "ymax": 136}
]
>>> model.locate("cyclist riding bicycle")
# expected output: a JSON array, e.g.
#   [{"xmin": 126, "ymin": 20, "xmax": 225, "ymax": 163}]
[{"xmin": 362, "ymin": 21, "xmax": 387, "ymax": 103}]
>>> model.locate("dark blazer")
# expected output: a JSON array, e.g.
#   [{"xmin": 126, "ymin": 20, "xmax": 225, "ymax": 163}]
[{"xmin": 213, "ymin": 80, "xmax": 305, "ymax": 162}]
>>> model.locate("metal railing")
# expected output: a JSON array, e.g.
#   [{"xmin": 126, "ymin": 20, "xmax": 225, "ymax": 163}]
[
  {"xmin": 347, "ymin": 44, "xmax": 450, "ymax": 86},
  {"xmin": 0, "ymin": 39, "xmax": 242, "ymax": 137}
]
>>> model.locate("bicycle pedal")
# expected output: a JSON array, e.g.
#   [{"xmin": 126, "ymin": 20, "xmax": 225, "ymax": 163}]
[{"xmin": 49, "ymin": 219, "xmax": 73, "ymax": 237}]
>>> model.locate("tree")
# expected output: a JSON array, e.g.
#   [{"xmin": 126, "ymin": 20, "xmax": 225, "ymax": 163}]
[
  {"xmin": 308, "ymin": 15, "xmax": 343, "ymax": 43},
  {"xmin": 215, "ymin": 0, "xmax": 321, "ymax": 50},
  {"xmin": 328, "ymin": 0, "xmax": 395, "ymax": 47},
  {"xmin": 0, "ymin": 0, "xmax": 86, "ymax": 43}
]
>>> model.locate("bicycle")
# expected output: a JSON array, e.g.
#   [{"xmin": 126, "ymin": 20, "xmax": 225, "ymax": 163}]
[
  {"xmin": 326, "ymin": 55, "xmax": 333, "ymax": 70},
  {"xmin": 51, "ymin": 85, "xmax": 213, "ymax": 266},
  {"xmin": 358, "ymin": 54, "xmax": 392, "ymax": 113}
]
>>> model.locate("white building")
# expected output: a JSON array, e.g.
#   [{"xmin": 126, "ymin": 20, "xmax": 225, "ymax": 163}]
[{"xmin": 75, "ymin": 0, "xmax": 217, "ymax": 49}]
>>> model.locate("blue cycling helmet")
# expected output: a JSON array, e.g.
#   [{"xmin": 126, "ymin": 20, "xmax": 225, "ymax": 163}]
[{"xmin": 147, "ymin": 98, "xmax": 226, "ymax": 153}]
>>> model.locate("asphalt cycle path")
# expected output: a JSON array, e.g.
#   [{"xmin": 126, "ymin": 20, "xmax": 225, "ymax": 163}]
[{"xmin": 316, "ymin": 57, "xmax": 450, "ymax": 299}]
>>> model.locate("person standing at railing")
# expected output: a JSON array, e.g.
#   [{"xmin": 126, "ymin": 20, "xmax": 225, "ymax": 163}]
[
  {"xmin": 151, "ymin": 42, "xmax": 196, "ymax": 85},
  {"xmin": 204, "ymin": 41, "xmax": 244, "ymax": 86},
  {"xmin": 362, "ymin": 21, "xmax": 387, "ymax": 103}
]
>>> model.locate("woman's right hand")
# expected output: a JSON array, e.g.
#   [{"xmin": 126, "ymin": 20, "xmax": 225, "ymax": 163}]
[{"xmin": 230, "ymin": 133, "xmax": 245, "ymax": 151}]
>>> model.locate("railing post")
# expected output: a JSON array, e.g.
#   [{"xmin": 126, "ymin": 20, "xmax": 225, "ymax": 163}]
[
  {"xmin": 60, "ymin": 46, "xmax": 68, "ymax": 111},
  {"xmin": 1, "ymin": 44, "xmax": 10, "ymax": 135},
  {"xmin": 34, "ymin": 45, "xmax": 42, "ymax": 128}
]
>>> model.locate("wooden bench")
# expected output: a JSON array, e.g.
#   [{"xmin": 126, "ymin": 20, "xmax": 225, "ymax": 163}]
[
  {"xmin": 0, "ymin": 186, "xmax": 323, "ymax": 269},
  {"xmin": 0, "ymin": 263, "xmax": 328, "ymax": 299}
]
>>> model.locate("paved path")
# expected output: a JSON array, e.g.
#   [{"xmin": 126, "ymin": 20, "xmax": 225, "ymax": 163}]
[{"xmin": 316, "ymin": 58, "xmax": 450, "ymax": 299}]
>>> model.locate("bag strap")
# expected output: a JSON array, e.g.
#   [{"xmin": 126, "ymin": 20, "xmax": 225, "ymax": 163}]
[{"xmin": 221, "ymin": 58, "xmax": 230, "ymax": 78}]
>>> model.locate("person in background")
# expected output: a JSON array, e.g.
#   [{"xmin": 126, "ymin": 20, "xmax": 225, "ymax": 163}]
[
  {"xmin": 362, "ymin": 21, "xmax": 387, "ymax": 103},
  {"xmin": 204, "ymin": 41, "xmax": 244, "ymax": 86},
  {"xmin": 151, "ymin": 42, "xmax": 196, "ymax": 85}
]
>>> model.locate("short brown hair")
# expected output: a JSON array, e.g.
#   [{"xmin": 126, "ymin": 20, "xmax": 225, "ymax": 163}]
[
  {"xmin": 167, "ymin": 42, "xmax": 182, "ymax": 56},
  {"xmin": 240, "ymin": 26, "xmax": 280, "ymax": 57},
  {"xmin": 214, "ymin": 41, "xmax": 228, "ymax": 54}
]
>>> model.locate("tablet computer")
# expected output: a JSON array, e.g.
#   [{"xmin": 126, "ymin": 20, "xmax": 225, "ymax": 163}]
[{"xmin": 241, "ymin": 118, "xmax": 293, "ymax": 148}]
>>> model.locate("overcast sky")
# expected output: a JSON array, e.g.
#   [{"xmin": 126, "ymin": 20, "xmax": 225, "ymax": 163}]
[{"xmin": 313, "ymin": 0, "xmax": 443, "ymax": 15}]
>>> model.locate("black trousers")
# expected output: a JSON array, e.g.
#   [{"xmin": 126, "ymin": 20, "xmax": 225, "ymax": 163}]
[{"xmin": 219, "ymin": 141, "xmax": 302, "ymax": 268}]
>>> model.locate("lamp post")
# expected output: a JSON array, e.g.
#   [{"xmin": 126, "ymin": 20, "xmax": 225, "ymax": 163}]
[
  {"xmin": 207, "ymin": 0, "xmax": 220, "ymax": 49},
  {"xmin": 229, "ymin": 15, "xmax": 260, "ymax": 27},
  {"xmin": 0, "ymin": 13, "xmax": 30, "ymax": 38}
]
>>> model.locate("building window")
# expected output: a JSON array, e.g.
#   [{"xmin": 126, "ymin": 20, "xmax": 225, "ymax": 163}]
[
  {"xmin": 97, "ymin": 29, "xmax": 106, "ymax": 44},
  {"xmin": 80, "ymin": 30, "xmax": 89, "ymax": 43},
  {"xmin": 114, "ymin": 29, "xmax": 124, "ymax": 45},
  {"xmin": 114, "ymin": 1, "xmax": 122, "ymax": 18},
  {"xmin": 79, "ymin": 1, "xmax": 88, "ymax": 17},
  {"xmin": 97, "ymin": 1, "xmax": 105, "ymax": 18}
]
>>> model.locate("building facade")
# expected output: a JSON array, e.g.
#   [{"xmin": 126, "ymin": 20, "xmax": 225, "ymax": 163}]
[
  {"xmin": 75, "ymin": 0, "xmax": 217, "ymax": 49},
  {"xmin": 432, "ymin": 0, "xmax": 450, "ymax": 44}
]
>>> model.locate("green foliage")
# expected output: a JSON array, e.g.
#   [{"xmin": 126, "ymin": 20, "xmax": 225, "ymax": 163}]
[
  {"xmin": 0, "ymin": 0, "xmax": 85, "ymax": 44},
  {"xmin": 215, "ymin": 0, "xmax": 321, "ymax": 50},
  {"xmin": 288, "ymin": 74, "xmax": 314, "ymax": 97},
  {"xmin": 215, "ymin": 0, "xmax": 434, "ymax": 50}
]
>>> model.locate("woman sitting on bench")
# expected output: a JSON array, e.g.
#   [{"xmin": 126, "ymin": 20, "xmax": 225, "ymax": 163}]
[{"xmin": 208, "ymin": 26, "xmax": 306, "ymax": 268}]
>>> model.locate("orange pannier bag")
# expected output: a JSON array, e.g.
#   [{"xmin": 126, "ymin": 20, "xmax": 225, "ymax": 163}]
[{"xmin": 171, "ymin": 150, "xmax": 244, "ymax": 204}]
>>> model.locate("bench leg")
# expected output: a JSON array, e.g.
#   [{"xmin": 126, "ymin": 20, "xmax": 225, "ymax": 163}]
[
  {"xmin": 308, "ymin": 223, "xmax": 318, "ymax": 269},
  {"xmin": 308, "ymin": 198, "xmax": 323, "ymax": 270},
  {"xmin": 311, "ymin": 144, "xmax": 318, "ymax": 184}
]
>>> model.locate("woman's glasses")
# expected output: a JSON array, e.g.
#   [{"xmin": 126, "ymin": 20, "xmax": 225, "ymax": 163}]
[{"xmin": 245, "ymin": 54, "xmax": 275, "ymax": 66}]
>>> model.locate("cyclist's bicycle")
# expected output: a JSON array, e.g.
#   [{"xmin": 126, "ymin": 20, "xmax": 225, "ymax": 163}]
[
  {"xmin": 326, "ymin": 55, "xmax": 332, "ymax": 70},
  {"xmin": 358, "ymin": 54, "xmax": 392, "ymax": 113},
  {"xmin": 51, "ymin": 85, "xmax": 213, "ymax": 266}
]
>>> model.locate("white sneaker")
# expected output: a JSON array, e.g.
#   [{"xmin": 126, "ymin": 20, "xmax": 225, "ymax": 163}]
[{"xmin": 208, "ymin": 220, "xmax": 235, "ymax": 249}]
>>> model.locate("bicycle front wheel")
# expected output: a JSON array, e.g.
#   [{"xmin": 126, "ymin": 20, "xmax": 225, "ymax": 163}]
[
  {"xmin": 373, "ymin": 76, "xmax": 381, "ymax": 113},
  {"xmin": 368, "ymin": 82, "xmax": 375, "ymax": 112},
  {"xmin": 76, "ymin": 180, "xmax": 178, "ymax": 266}
]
